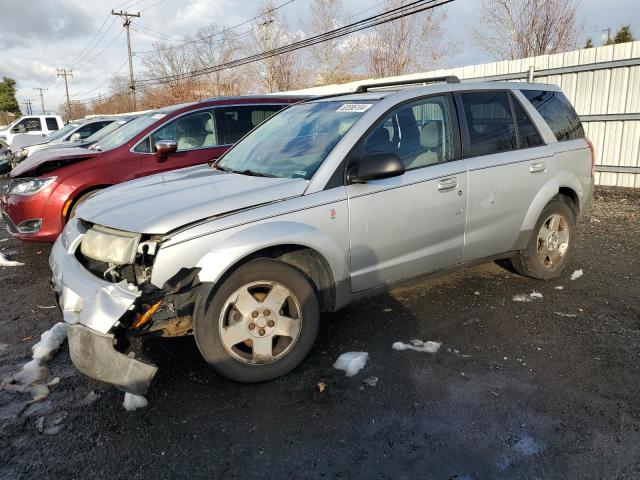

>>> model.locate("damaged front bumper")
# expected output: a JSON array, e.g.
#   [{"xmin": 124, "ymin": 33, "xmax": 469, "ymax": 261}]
[
  {"xmin": 50, "ymin": 227, "xmax": 158, "ymax": 394},
  {"xmin": 67, "ymin": 324, "xmax": 157, "ymax": 395}
]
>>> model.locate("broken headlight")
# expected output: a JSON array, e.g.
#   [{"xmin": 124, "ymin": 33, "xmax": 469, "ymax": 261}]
[{"xmin": 80, "ymin": 225, "xmax": 141, "ymax": 266}]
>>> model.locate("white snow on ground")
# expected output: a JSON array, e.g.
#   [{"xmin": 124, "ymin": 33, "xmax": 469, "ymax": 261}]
[
  {"xmin": 554, "ymin": 286, "xmax": 564, "ymax": 290},
  {"xmin": 123, "ymin": 392, "xmax": 148, "ymax": 411},
  {"xmin": 570, "ymin": 269, "xmax": 583, "ymax": 280},
  {"xmin": 1, "ymin": 322, "xmax": 67, "ymax": 402},
  {"xmin": 0, "ymin": 251, "xmax": 24, "ymax": 267},
  {"xmin": 333, "ymin": 352, "xmax": 369, "ymax": 377},
  {"xmin": 513, "ymin": 291, "xmax": 544, "ymax": 302},
  {"xmin": 392, "ymin": 339, "xmax": 442, "ymax": 353}
]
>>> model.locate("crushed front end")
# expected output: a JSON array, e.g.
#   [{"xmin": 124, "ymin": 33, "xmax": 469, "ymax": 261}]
[{"xmin": 50, "ymin": 218, "xmax": 201, "ymax": 395}]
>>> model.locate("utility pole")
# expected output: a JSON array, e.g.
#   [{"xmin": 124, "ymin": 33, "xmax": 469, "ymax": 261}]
[
  {"xmin": 57, "ymin": 68, "xmax": 73, "ymax": 119},
  {"xmin": 112, "ymin": 9, "xmax": 140, "ymax": 111},
  {"xmin": 33, "ymin": 87, "xmax": 48, "ymax": 114},
  {"xmin": 603, "ymin": 27, "xmax": 612, "ymax": 45},
  {"xmin": 259, "ymin": 18, "xmax": 275, "ymax": 93},
  {"xmin": 22, "ymin": 99, "xmax": 33, "ymax": 116}
]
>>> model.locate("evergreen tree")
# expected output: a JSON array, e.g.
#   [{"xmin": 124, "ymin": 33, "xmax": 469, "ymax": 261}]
[
  {"xmin": 0, "ymin": 77, "xmax": 20, "ymax": 115},
  {"xmin": 613, "ymin": 25, "xmax": 634, "ymax": 44},
  {"xmin": 584, "ymin": 38, "xmax": 594, "ymax": 48}
]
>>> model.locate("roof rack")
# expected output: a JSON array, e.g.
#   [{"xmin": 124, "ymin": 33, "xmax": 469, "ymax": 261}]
[{"xmin": 354, "ymin": 75, "xmax": 460, "ymax": 93}]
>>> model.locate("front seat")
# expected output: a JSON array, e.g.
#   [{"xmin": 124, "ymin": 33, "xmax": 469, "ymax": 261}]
[
  {"xmin": 406, "ymin": 121, "xmax": 441, "ymax": 169},
  {"xmin": 177, "ymin": 116, "xmax": 206, "ymax": 150},
  {"xmin": 203, "ymin": 117, "xmax": 217, "ymax": 147}
]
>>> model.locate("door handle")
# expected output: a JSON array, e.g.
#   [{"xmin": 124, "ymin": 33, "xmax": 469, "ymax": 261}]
[
  {"xmin": 529, "ymin": 161, "xmax": 546, "ymax": 173},
  {"xmin": 437, "ymin": 177, "xmax": 457, "ymax": 191}
]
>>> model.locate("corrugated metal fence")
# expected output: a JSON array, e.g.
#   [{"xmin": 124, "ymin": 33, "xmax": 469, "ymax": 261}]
[{"xmin": 290, "ymin": 41, "xmax": 640, "ymax": 188}]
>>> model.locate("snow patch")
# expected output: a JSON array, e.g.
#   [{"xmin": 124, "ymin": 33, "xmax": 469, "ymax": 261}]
[
  {"xmin": 0, "ymin": 251, "xmax": 24, "ymax": 267},
  {"xmin": 1, "ymin": 322, "xmax": 67, "ymax": 402},
  {"xmin": 333, "ymin": 352, "xmax": 369, "ymax": 377},
  {"xmin": 392, "ymin": 339, "xmax": 441, "ymax": 353},
  {"xmin": 123, "ymin": 393, "xmax": 148, "ymax": 411},
  {"xmin": 570, "ymin": 269, "xmax": 583, "ymax": 280},
  {"xmin": 513, "ymin": 291, "xmax": 543, "ymax": 302},
  {"xmin": 554, "ymin": 285, "xmax": 564, "ymax": 290}
]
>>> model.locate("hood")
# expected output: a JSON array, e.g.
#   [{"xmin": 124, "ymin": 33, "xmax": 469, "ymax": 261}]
[
  {"xmin": 10, "ymin": 134, "xmax": 49, "ymax": 152},
  {"xmin": 11, "ymin": 147, "xmax": 99, "ymax": 177},
  {"xmin": 76, "ymin": 165, "xmax": 309, "ymax": 234}
]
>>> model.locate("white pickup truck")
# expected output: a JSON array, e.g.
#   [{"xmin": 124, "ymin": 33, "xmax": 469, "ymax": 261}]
[{"xmin": 0, "ymin": 115, "xmax": 64, "ymax": 145}]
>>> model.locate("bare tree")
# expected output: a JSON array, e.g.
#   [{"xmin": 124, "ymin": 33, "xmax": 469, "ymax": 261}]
[
  {"xmin": 366, "ymin": 0, "xmax": 449, "ymax": 78},
  {"xmin": 299, "ymin": 0, "xmax": 364, "ymax": 85},
  {"xmin": 193, "ymin": 25, "xmax": 251, "ymax": 96},
  {"xmin": 141, "ymin": 41, "xmax": 201, "ymax": 102},
  {"xmin": 249, "ymin": 0, "xmax": 304, "ymax": 92},
  {"xmin": 473, "ymin": 0, "xmax": 583, "ymax": 60}
]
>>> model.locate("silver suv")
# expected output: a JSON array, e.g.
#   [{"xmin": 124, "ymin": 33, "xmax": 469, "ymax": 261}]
[{"xmin": 50, "ymin": 78, "xmax": 594, "ymax": 394}]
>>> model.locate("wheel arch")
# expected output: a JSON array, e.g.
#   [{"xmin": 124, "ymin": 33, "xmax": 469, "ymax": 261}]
[
  {"xmin": 192, "ymin": 221, "xmax": 351, "ymax": 312},
  {"xmin": 65, "ymin": 184, "xmax": 112, "ymax": 221}
]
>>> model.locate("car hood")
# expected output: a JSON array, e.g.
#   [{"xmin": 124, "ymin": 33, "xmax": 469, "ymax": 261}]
[
  {"xmin": 10, "ymin": 134, "xmax": 48, "ymax": 151},
  {"xmin": 76, "ymin": 165, "xmax": 309, "ymax": 234},
  {"xmin": 11, "ymin": 147, "xmax": 99, "ymax": 177}
]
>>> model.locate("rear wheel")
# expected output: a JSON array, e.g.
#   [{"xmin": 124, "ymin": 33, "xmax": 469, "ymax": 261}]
[
  {"xmin": 194, "ymin": 258, "xmax": 320, "ymax": 382},
  {"xmin": 510, "ymin": 199, "xmax": 576, "ymax": 279}
]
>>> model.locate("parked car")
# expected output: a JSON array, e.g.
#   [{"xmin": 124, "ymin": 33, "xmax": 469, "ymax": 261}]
[
  {"xmin": 1, "ymin": 96, "xmax": 305, "ymax": 242},
  {"xmin": 11, "ymin": 117, "xmax": 118, "ymax": 161},
  {"xmin": 50, "ymin": 78, "xmax": 593, "ymax": 395},
  {"xmin": 0, "ymin": 140, "xmax": 10, "ymax": 175},
  {"xmin": 0, "ymin": 115, "xmax": 63, "ymax": 145}
]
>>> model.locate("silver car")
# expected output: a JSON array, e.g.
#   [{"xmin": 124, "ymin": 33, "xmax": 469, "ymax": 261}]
[{"xmin": 50, "ymin": 78, "xmax": 594, "ymax": 394}]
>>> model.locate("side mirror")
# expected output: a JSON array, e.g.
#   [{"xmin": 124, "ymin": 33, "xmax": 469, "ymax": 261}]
[
  {"xmin": 347, "ymin": 153, "xmax": 405, "ymax": 184},
  {"xmin": 154, "ymin": 140, "xmax": 177, "ymax": 161},
  {"xmin": 10, "ymin": 127, "xmax": 20, "ymax": 134},
  {"xmin": 69, "ymin": 132, "xmax": 82, "ymax": 142}
]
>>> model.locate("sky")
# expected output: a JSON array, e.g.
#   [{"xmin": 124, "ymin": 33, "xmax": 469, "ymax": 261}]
[{"xmin": 0, "ymin": 0, "xmax": 639, "ymax": 115}]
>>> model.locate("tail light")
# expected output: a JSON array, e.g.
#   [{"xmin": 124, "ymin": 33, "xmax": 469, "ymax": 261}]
[{"xmin": 586, "ymin": 138, "xmax": 595, "ymax": 177}]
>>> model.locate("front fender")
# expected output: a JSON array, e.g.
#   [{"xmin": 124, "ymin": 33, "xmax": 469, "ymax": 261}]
[{"xmin": 194, "ymin": 220, "xmax": 349, "ymax": 287}]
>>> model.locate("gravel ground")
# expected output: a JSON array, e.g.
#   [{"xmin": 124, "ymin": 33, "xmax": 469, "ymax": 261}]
[{"xmin": 0, "ymin": 186, "xmax": 639, "ymax": 480}]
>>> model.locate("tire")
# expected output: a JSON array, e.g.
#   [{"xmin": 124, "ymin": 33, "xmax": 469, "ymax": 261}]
[
  {"xmin": 510, "ymin": 198, "xmax": 576, "ymax": 280},
  {"xmin": 194, "ymin": 258, "xmax": 320, "ymax": 382},
  {"xmin": 68, "ymin": 189, "xmax": 102, "ymax": 219}
]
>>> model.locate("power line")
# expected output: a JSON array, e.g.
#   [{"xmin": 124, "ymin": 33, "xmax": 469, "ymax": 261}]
[
  {"xmin": 71, "ymin": 59, "xmax": 129, "ymax": 99},
  {"xmin": 137, "ymin": 0, "xmax": 453, "ymax": 87},
  {"xmin": 133, "ymin": 0, "xmax": 297, "ymax": 55}
]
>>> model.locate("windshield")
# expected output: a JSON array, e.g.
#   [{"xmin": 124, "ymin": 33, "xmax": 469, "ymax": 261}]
[
  {"xmin": 84, "ymin": 119, "xmax": 131, "ymax": 143},
  {"xmin": 216, "ymin": 100, "xmax": 374, "ymax": 179},
  {"xmin": 47, "ymin": 123, "xmax": 76, "ymax": 142},
  {"xmin": 93, "ymin": 113, "xmax": 164, "ymax": 151}
]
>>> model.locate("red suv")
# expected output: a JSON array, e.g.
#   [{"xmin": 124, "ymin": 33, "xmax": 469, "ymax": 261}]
[{"xmin": 0, "ymin": 96, "xmax": 305, "ymax": 242}]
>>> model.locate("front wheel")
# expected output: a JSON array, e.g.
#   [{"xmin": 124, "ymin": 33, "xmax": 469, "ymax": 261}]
[
  {"xmin": 510, "ymin": 199, "xmax": 576, "ymax": 280},
  {"xmin": 194, "ymin": 258, "xmax": 320, "ymax": 382}
]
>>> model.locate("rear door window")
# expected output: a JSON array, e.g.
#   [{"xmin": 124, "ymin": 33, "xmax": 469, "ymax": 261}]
[
  {"xmin": 216, "ymin": 105, "xmax": 284, "ymax": 145},
  {"xmin": 460, "ymin": 91, "xmax": 517, "ymax": 157},
  {"xmin": 75, "ymin": 121, "xmax": 112, "ymax": 139},
  {"xmin": 510, "ymin": 95, "xmax": 544, "ymax": 148},
  {"xmin": 522, "ymin": 90, "xmax": 584, "ymax": 141},
  {"xmin": 45, "ymin": 117, "xmax": 59, "ymax": 131}
]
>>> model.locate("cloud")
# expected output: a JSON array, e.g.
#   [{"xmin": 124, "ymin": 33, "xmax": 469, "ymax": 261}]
[{"xmin": 0, "ymin": 0, "xmax": 94, "ymax": 48}]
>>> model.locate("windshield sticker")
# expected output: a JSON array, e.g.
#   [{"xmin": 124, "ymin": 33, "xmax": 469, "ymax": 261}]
[
  {"xmin": 336, "ymin": 103, "xmax": 373, "ymax": 113},
  {"xmin": 151, "ymin": 113, "xmax": 166, "ymax": 119}
]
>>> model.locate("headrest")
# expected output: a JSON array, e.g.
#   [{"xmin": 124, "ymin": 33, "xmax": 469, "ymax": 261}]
[
  {"xmin": 420, "ymin": 122, "xmax": 440, "ymax": 148},
  {"xmin": 205, "ymin": 117, "xmax": 214, "ymax": 133}
]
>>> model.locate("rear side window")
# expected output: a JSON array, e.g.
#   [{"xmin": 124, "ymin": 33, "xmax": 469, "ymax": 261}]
[
  {"xmin": 215, "ymin": 105, "xmax": 284, "ymax": 145},
  {"xmin": 46, "ymin": 117, "xmax": 59, "ymax": 131},
  {"xmin": 511, "ymin": 95, "xmax": 544, "ymax": 148},
  {"xmin": 522, "ymin": 90, "xmax": 584, "ymax": 141},
  {"xmin": 460, "ymin": 91, "xmax": 517, "ymax": 157},
  {"xmin": 75, "ymin": 121, "xmax": 112, "ymax": 139}
]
